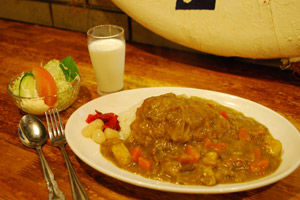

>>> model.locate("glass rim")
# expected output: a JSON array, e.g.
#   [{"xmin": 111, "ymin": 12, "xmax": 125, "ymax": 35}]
[{"xmin": 87, "ymin": 24, "xmax": 124, "ymax": 39}]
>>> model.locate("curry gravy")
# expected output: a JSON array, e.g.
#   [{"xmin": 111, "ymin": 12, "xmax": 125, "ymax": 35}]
[{"xmin": 101, "ymin": 93, "xmax": 282, "ymax": 186}]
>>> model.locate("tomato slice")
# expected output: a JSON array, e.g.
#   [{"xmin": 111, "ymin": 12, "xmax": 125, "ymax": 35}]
[{"xmin": 32, "ymin": 65, "xmax": 57, "ymax": 106}]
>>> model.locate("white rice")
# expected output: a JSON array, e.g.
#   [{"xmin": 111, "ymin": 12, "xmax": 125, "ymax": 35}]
[{"xmin": 117, "ymin": 101, "xmax": 143, "ymax": 140}]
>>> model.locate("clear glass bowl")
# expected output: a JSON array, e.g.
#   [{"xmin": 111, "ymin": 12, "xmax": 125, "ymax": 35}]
[{"xmin": 7, "ymin": 71, "xmax": 80, "ymax": 115}]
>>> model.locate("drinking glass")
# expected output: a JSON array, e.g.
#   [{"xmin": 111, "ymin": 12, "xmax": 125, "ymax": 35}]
[{"xmin": 87, "ymin": 25, "xmax": 125, "ymax": 95}]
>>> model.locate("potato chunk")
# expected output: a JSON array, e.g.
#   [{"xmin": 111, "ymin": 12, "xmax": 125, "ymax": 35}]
[
  {"xmin": 112, "ymin": 142, "xmax": 132, "ymax": 167},
  {"xmin": 202, "ymin": 152, "xmax": 218, "ymax": 166},
  {"xmin": 201, "ymin": 167, "xmax": 216, "ymax": 186},
  {"xmin": 265, "ymin": 138, "xmax": 282, "ymax": 156}
]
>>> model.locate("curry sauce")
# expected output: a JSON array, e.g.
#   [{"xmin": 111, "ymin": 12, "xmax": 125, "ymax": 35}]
[{"xmin": 101, "ymin": 93, "xmax": 282, "ymax": 186}]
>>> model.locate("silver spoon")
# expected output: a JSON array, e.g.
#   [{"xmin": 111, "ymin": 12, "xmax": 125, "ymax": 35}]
[{"xmin": 19, "ymin": 114, "xmax": 65, "ymax": 200}]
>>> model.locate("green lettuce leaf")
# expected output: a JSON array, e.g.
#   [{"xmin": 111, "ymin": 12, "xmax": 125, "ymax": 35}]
[{"xmin": 59, "ymin": 56, "xmax": 80, "ymax": 82}]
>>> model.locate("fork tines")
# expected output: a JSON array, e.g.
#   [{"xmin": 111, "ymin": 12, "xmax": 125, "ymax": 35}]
[{"xmin": 45, "ymin": 108, "xmax": 65, "ymax": 141}]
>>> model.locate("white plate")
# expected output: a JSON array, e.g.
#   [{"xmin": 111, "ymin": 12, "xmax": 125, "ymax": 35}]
[{"xmin": 65, "ymin": 87, "xmax": 300, "ymax": 194}]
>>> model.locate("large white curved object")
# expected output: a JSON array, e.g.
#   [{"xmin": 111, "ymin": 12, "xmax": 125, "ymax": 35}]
[{"xmin": 112, "ymin": 0, "xmax": 300, "ymax": 59}]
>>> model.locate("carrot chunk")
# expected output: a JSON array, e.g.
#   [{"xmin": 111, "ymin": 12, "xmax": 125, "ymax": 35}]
[
  {"xmin": 203, "ymin": 138, "xmax": 214, "ymax": 148},
  {"xmin": 238, "ymin": 128, "xmax": 251, "ymax": 141},
  {"xmin": 249, "ymin": 159, "xmax": 269, "ymax": 173},
  {"xmin": 213, "ymin": 142, "xmax": 228, "ymax": 153},
  {"xmin": 186, "ymin": 145, "xmax": 200, "ymax": 162},
  {"xmin": 177, "ymin": 153, "xmax": 194, "ymax": 164},
  {"xmin": 253, "ymin": 149, "xmax": 261, "ymax": 159},
  {"xmin": 219, "ymin": 111, "xmax": 229, "ymax": 119},
  {"xmin": 130, "ymin": 146, "xmax": 143, "ymax": 162},
  {"xmin": 138, "ymin": 156, "xmax": 152, "ymax": 171}
]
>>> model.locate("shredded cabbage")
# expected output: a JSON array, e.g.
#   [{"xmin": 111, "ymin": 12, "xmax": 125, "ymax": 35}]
[
  {"xmin": 43, "ymin": 59, "xmax": 79, "ymax": 109},
  {"xmin": 43, "ymin": 59, "xmax": 72, "ymax": 93}
]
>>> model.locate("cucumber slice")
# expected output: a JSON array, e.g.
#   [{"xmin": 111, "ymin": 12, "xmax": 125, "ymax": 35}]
[{"xmin": 19, "ymin": 72, "xmax": 36, "ymax": 97}]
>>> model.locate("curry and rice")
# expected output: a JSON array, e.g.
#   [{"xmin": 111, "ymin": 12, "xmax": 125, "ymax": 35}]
[{"xmin": 83, "ymin": 93, "xmax": 282, "ymax": 186}]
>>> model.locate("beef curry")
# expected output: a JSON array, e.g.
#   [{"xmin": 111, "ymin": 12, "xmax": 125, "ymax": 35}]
[{"xmin": 101, "ymin": 93, "xmax": 282, "ymax": 186}]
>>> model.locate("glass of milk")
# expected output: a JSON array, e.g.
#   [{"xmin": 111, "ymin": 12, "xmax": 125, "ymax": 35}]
[{"xmin": 87, "ymin": 25, "xmax": 125, "ymax": 95}]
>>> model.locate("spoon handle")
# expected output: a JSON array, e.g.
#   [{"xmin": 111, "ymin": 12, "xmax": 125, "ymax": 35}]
[
  {"xmin": 36, "ymin": 146, "xmax": 65, "ymax": 200},
  {"xmin": 59, "ymin": 145, "xmax": 89, "ymax": 200}
]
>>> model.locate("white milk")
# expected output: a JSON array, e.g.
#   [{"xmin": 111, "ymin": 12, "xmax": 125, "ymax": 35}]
[{"xmin": 88, "ymin": 38, "xmax": 125, "ymax": 94}]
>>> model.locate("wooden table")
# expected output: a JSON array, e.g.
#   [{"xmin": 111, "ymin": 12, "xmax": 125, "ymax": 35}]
[{"xmin": 1, "ymin": 19, "xmax": 300, "ymax": 200}]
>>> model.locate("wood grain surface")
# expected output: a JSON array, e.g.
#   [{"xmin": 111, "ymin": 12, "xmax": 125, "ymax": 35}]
[{"xmin": 0, "ymin": 19, "xmax": 300, "ymax": 200}]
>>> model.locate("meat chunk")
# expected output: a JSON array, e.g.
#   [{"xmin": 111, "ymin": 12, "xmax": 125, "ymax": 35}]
[{"xmin": 129, "ymin": 93, "xmax": 230, "ymax": 146}]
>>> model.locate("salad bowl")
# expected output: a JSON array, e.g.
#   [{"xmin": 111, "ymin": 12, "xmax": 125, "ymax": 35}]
[
  {"xmin": 7, "ymin": 57, "xmax": 81, "ymax": 115},
  {"xmin": 7, "ymin": 71, "xmax": 80, "ymax": 115}
]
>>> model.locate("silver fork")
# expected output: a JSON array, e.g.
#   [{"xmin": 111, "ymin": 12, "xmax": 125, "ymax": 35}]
[{"xmin": 45, "ymin": 108, "xmax": 89, "ymax": 200}]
